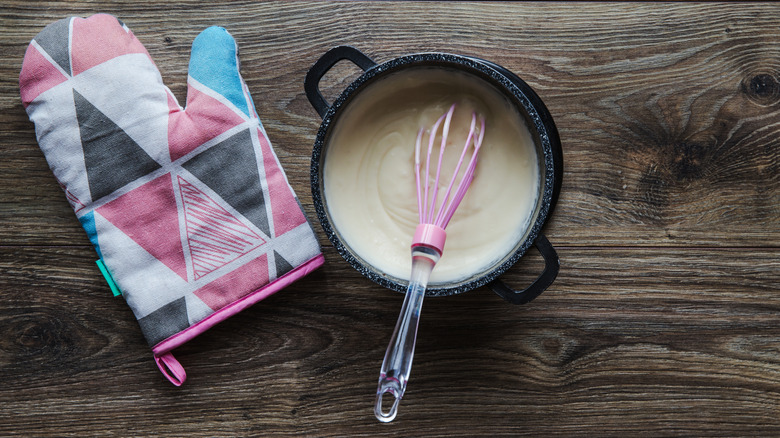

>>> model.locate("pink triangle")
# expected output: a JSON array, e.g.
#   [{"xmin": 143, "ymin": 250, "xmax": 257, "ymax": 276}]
[
  {"xmin": 167, "ymin": 86, "xmax": 247, "ymax": 162},
  {"xmin": 178, "ymin": 176, "xmax": 265, "ymax": 280},
  {"xmin": 258, "ymin": 129, "xmax": 307, "ymax": 237},
  {"xmin": 70, "ymin": 14, "xmax": 151, "ymax": 76},
  {"xmin": 97, "ymin": 173, "xmax": 188, "ymax": 281},
  {"xmin": 19, "ymin": 43, "xmax": 68, "ymax": 108},
  {"xmin": 193, "ymin": 254, "xmax": 269, "ymax": 311}
]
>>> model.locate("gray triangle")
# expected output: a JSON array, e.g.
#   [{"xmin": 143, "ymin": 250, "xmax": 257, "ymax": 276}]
[
  {"xmin": 74, "ymin": 90, "xmax": 161, "ymax": 200},
  {"xmin": 34, "ymin": 17, "xmax": 72, "ymax": 75},
  {"xmin": 182, "ymin": 129, "xmax": 270, "ymax": 236},
  {"xmin": 137, "ymin": 297, "xmax": 189, "ymax": 346},
  {"xmin": 274, "ymin": 251, "xmax": 294, "ymax": 277}
]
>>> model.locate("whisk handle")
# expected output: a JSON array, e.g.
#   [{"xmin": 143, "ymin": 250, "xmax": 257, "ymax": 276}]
[
  {"xmin": 304, "ymin": 46, "xmax": 376, "ymax": 118},
  {"xmin": 375, "ymin": 248, "xmax": 438, "ymax": 422}
]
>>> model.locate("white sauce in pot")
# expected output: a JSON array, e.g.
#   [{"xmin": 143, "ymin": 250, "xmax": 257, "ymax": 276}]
[{"xmin": 323, "ymin": 68, "xmax": 539, "ymax": 285}]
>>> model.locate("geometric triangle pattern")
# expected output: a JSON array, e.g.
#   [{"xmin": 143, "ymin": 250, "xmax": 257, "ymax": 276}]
[
  {"xmin": 167, "ymin": 85, "xmax": 246, "ymax": 162},
  {"xmin": 274, "ymin": 250, "xmax": 294, "ymax": 278},
  {"xmin": 187, "ymin": 26, "xmax": 252, "ymax": 118},
  {"xmin": 194, "ymin": 253, "xmax": 269, "ymax": 311},
  {"xmin": 20, "ymin": 14, "xmax": 323, "ymax": 373},
  {"xmin": 182, "ymin": 128, "xmax": 270, "ymax": 236},
  {"xmin": 97, "ymin": 173, "xmax": 188, "ymax": 281},
  {"xmin": 32, "ymin": 16, "xmax": 72, "ymax": 75},
  {"xmin": 178, "ymin": 175, "xmax": 265, "ymax": 280},
  {"xmin": 258, "ymin": 129, "xmax": 308, "ymax": 237},
  {"xmin": 74, "ymin": 89, "xmax": 162, "ymax": 201},
  {"xmin": 138, "ymin": 297, "xmax": 190, "ymax": 346},
  {"xmin": 78, "ymin": 210, "xmax": 103, "ymax": 259},
  {"xmin": 19, "ymin": 43, "xmax": 69, "ymax": 108},
  {"xmin": 92, "ymin": 208, "xmax": 190, "ymax": 319},
  {"xmin": 70, "ymin": 14, "xmax": 149, "ymax": 76}
]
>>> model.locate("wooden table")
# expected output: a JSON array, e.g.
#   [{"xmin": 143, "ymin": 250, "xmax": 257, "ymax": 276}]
[{"xmin": 1, "ymin": 2, "xmax": 778, "ymax": 436}]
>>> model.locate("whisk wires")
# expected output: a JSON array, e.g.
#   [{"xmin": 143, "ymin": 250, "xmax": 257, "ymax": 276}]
[{"xmin": 414, "ymin": 104, "xmax": 485, "ymax": 230}]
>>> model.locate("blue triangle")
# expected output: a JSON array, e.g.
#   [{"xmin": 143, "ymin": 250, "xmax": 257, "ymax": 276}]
[{"xmin": 78, "ymin": 211, "xmax": 103, "ymax": 259}]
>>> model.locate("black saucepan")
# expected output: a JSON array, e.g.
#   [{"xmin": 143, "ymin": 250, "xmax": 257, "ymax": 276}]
[{"xmin": 305, "ymin": 46, "xmax": 563, "ymax": 304}]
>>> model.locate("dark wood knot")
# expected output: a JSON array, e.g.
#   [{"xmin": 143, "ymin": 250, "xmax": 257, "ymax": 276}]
[
  {"xmin": 1, "ymin": 312, "xmax": 84, "ymax": 366},
  {"xmin": 742, "ymin": 73, "xmax": 780, "ymax": 105},
  {"xmin": 670, "ymin": 141, "xmax": 708, "ymax": 182}
]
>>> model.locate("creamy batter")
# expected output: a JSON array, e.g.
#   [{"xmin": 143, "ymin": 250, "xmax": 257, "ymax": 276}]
[{"xmin": 323, "ymin": 67, "xmax": 539, "ymax": 285}]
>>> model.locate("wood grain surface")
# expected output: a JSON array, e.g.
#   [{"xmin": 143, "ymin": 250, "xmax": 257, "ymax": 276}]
[{"xmin": 1, "ymin": 1, "xmax": 778, "ymax": 436}]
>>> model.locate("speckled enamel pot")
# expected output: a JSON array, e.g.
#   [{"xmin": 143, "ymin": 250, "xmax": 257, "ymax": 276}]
[{"xmin": 305, "ymin": 46, "xmax": 563, "ymax": 304}]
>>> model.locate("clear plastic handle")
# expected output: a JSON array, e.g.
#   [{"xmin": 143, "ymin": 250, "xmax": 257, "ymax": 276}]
[{"xmin": 375, "ymin": 246, "xmax": 440, "ymax": 422}]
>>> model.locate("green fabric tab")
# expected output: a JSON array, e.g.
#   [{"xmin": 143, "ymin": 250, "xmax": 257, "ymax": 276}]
[{"xmin": 96, "ymin": 259, "xmax": 121, "ymax": 297}]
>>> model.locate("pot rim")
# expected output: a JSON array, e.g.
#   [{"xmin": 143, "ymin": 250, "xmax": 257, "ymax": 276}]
[{"xmin": 310, "ymin": 51, "xmax": 559, "ymax": 296}]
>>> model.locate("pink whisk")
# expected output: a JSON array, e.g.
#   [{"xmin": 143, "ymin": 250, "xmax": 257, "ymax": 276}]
[{"xmin": 375, "ymin": 104, "xmax": 485, "ymax": 422}]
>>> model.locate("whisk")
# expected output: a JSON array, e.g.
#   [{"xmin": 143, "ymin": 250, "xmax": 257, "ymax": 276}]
[{"xmin": 374, "ymin": 103, "xmax": 485, "ymax": 422}]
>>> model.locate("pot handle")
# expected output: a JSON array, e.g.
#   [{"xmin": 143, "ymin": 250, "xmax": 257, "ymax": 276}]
[
  {"xmin": 304, "ymin": 46, "xmax": 377, "ymax": 119},
  {"xmin": 489, "ymin": 233, "xmax": 559, "ymax": 305}
]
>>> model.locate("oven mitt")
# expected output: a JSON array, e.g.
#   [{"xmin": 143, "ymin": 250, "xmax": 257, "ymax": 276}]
[{"xmin": 19, "ymin": 14, "xmax": 324, "ymax": 385}]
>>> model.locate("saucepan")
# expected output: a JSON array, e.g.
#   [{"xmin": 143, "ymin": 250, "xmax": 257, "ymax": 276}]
[{"xmin": 305, "ymin": 46, "xmax": 563, "ymax": 304}]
